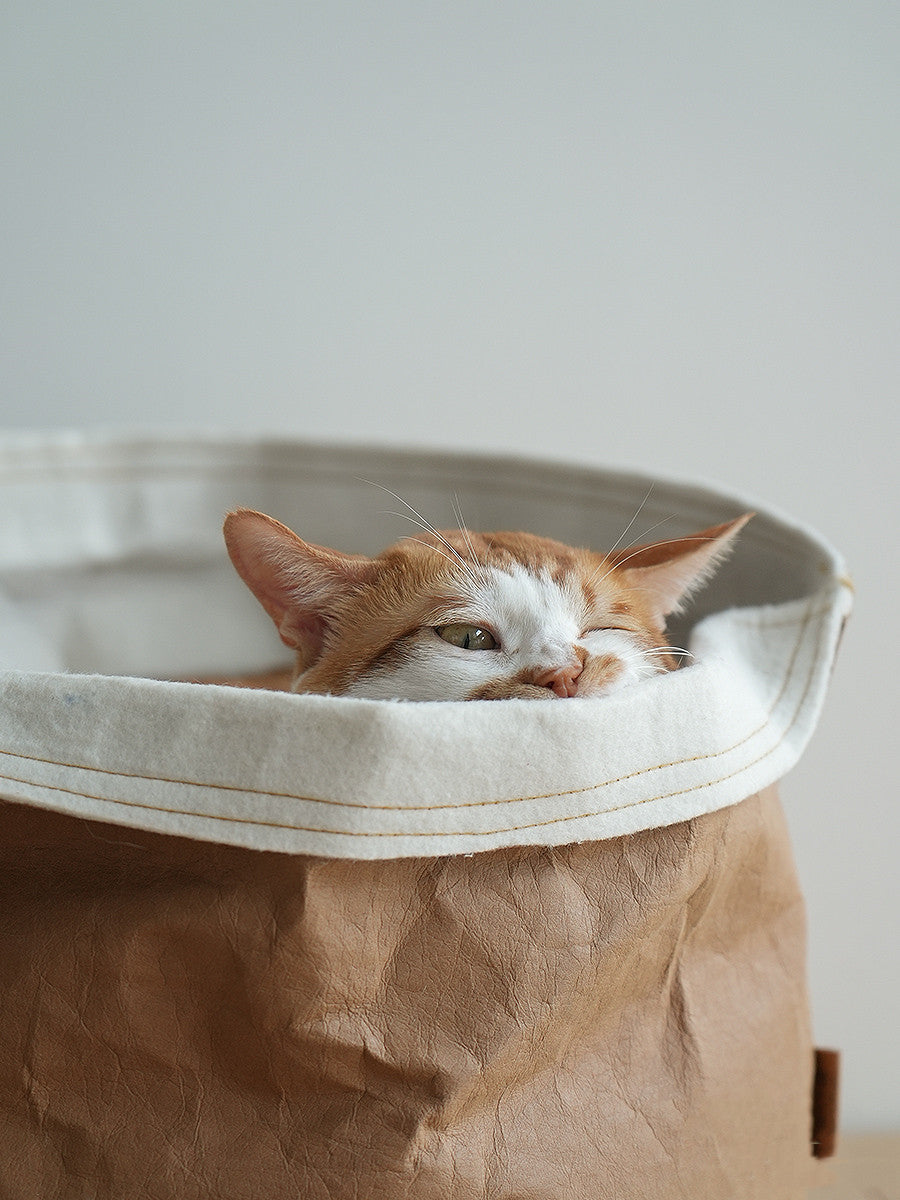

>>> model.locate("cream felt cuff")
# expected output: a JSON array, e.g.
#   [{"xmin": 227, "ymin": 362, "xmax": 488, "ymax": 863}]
[{"xmin": 0, "ymin": 433, "xmax": 852, "ymax": 859}]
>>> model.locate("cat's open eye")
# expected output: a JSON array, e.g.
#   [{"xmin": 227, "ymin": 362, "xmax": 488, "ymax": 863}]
[{"xmin": 435, "ymin": 624, "xmax": 498, "ymax": 651}]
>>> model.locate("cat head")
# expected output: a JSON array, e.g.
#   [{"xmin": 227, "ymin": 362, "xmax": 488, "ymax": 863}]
[{"xmin": 223, "ymin": 509, "xmax": 751, "ymax": 701}]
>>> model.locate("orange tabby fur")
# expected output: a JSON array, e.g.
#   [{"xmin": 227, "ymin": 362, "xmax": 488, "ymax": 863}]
[{"xmin": 223, "ymin": 511, "xmax": 751, "ymax": 701}]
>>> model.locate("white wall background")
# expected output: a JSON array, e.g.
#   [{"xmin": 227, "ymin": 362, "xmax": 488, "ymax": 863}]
[{"xmin": 2, "ymin": 1, "xmax": 897, "ymax": 1131}]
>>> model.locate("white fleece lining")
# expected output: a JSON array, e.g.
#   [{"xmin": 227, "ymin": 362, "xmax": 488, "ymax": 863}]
[{"xmin": 0, "ymin": 434, "xmax": 851, "ymax": 859}]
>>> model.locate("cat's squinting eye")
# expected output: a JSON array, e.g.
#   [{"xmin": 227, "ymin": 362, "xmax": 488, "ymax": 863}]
[{"xmin": 435, "ymin": 624, "xmax": 498, "ymax": 651}]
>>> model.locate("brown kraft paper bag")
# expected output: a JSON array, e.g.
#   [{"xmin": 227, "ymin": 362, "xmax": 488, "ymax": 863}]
[{"xmin": 0, "ymin": 785, "xmax": 818, "ymax": 1200}]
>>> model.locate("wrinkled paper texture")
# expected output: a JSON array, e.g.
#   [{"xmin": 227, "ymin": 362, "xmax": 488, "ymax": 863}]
[{"xmin": 0, "ymin": 787, "xmax": 816, "ymax": 1199}]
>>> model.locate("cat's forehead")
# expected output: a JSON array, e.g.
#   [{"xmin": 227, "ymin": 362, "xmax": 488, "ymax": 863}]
[
  {"xmin": 465, "ymin": 559, "xmax": 585, "ymax": 628},
  {"xmin": 389, "ymin": 529, "xmax": 623, "ymax": 613},
  {"xmin": 440, "ymin": 528, "xmax": 588, "ymax": 572},
  {"xmin": 393, "ymin": 528, "xmax": 596, "ymax": 576},
  {"xmin": 375, "ymin": 529, "xmax": 633, "ymax": 623}
]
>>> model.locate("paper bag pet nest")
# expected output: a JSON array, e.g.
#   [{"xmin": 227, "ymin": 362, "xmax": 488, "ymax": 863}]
[{"xmin": 0, "ymin": 435, "xmax": 851, "ymax": 1199}]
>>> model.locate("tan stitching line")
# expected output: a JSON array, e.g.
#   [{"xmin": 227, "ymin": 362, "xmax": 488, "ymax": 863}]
[
  {"xmin": 0, "ymin": 601, "xmax": 827, "ymax": 837},
  {"xmin": 0, "ymin": 601, "xmax": 822, "ymax": 814},
  {"xmin": 0, "ymin": 602, "xmax": 822, "ymax": 839}
]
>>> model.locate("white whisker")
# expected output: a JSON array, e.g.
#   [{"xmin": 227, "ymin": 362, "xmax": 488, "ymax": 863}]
[
  {"xmin": 401, "ymin": 537, "xmax": 478, "ymax": 576},
  {"xmin": 586, "ymin": 503, "xmax": 676, "ymax": 592},
  {"xmin": 627, "ymin": 513, "xmax": 676, "ymax": 550},
  {"xmin": 603, "ymin": 486, "xmax": 655, "ymax": 560},
  {"xmin": 361, "ymin": 478, "xmax": 482, "ymax": 586},
  {"xmin": 590, "ymin": 532, "xmax": 721, "ymax": 591},
  {"xmin": 641, "ymin": 646, "xmax": 693, "ymax": 659},
  {"xmin": 451, "ymin": 492, "xmax": 489, "ymax": 586}
]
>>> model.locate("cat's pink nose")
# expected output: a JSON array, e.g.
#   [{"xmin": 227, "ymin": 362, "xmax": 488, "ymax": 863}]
[{"xmin": 533, "ymin": 662, "xmax": 582, "ymax": 698}]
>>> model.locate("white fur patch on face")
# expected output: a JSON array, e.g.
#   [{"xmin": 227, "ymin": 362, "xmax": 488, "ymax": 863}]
[
  {"xmin": 343, "ymin": 562, "xmax": 666, "ymax": 701},
  {"xmin": 467, "ymin": 563, "xmax": 583, "ymax": 666}
]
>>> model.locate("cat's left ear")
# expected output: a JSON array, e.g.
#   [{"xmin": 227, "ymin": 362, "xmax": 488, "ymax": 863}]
[
  {"xmin": 223, "ymin": 508, "xmax": 372, "ymax": 666},
  {"xmin": 616, "ymin": 513, "xmax": 753, "ymax": 624}
]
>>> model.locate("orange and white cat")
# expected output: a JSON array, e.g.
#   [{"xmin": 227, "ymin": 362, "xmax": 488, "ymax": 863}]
[{"xmin": 223, "ymin": 508, "xmax": 750, "ymax": 701}]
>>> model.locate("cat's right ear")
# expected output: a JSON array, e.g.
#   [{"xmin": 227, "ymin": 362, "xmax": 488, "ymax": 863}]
[{"xmin": 223, "ymin": 509, "xmax": 371, "ymax": 664}]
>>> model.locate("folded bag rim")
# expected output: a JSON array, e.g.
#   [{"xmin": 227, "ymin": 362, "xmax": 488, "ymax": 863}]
[{"xmin": 0, "ymin": 432, "xmax": 852, "ymax": 858}]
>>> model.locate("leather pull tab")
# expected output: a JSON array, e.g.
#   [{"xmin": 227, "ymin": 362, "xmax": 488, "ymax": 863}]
[{"xmin": 812, "ymin": 1048, "xmax": 840, "ymax": 1158}]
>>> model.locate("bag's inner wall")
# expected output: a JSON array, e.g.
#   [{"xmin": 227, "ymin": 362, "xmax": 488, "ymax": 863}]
[{"xmin": 0, "ymin": 439, "xmax": 837, "ymax": 677}]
